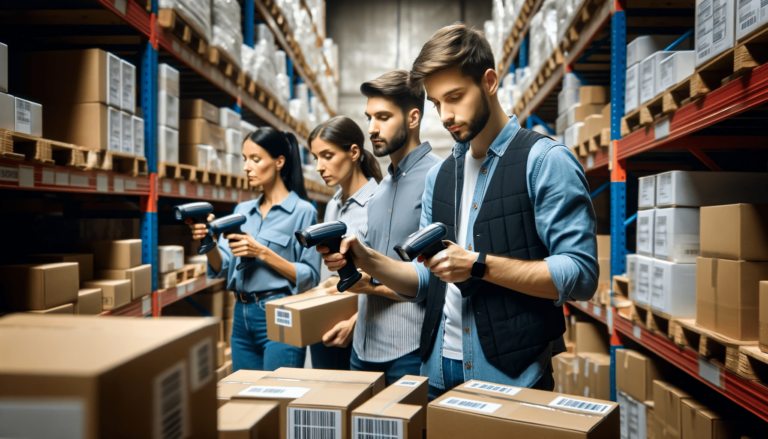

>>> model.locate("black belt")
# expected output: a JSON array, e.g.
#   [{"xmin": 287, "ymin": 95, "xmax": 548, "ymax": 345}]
[{"xmin": 235, "ymin": 290, "xmax": 284, "ymax": 304}]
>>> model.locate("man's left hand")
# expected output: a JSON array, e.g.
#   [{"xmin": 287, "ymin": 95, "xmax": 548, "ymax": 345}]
[{"xmin": 422, "ymin": 241, "xmax": 477, "ymax": 284}]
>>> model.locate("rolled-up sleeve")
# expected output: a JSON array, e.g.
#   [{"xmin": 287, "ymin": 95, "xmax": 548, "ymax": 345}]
[
  {"xmin": 293, "ymin": 210, "xmax": 321, "ymax": 293},
  {"xmin": 529, "ymin": 141, "xmax": 599, "ymax": 306}
]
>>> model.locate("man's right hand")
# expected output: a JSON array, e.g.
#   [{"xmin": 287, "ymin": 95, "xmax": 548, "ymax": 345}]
[
  {"xmin": 316, "ymin": 235, "xmax": 370, "ymax": 272},
  {"xmin": 187, "ymin": 213, "xmax": 215, "ymax": 242},
  {"xmin": 322, "ymin": 313, "xmax": 357, "ymax": 348}
]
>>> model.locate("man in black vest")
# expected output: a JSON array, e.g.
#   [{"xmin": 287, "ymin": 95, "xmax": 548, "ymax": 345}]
[{"xmin": 318, "ymin": 24, "xmax": 598, "ymax": 399}]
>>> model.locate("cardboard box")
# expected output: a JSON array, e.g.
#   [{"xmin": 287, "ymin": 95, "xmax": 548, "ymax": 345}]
[
  {"xmin": 574, "ymin": 321, "xmax": 609, "ymax": 355},
  {"xmin": 0, "ymin": 92, "xmax": 14, "ymax": 131},
  {"xmin": 29, "ymin": 303, "xmax": 75, "ymax": 314},
  {"xmin": 28, "ymin": 253, "xmax": 94, "ymax": 282},
  {"xmin": 554, "ymin": 353, "xmax": 577, "ymax": 395},
  {"xmin": 583, "ymin": 353, "xmax": 611, "ymax": 401},
  {"xmin": 567, "ymin": 103, "xmax": 604, "ymax": 127},
  {"xmin": 616, "ymin": 349, "xmax": 663, "ymax": 402},
  {"xmin": 0, "ymin": 42, "xmax": 6, "ymax": 93},
  {"xmin": 217, "ymin": 360, "xmax": 234, "ymax": 381},
  {"xmin": 218, "ymin": 400, "xmax": 280, "ymax": 439},
  {"xmin": 580, "ymin": 86, "xmax": 609, "ymax": 106},
  {"xmin": 626, "ymin": 254, "xmax": 638, "ymax": 301},
  {"xmin": 217, "ymin": 341, "xmax": 226, "ymax": 367},
  {"xmin": 636, "ymin": 255, "xmax": 654, "ymax": 306},
  {"xmin": 737, "ymin": 0, "xmax": 768, "ymax": 41},
  {"xmin": 0, "ymin": 263, "xmax": 79, "ymax": 310},
  {"xmin": 44, "ymin": 103, "xmax": 121, "ymax": 151},
  {"xmin": 133, "ymin": 116, "xmax": 144, "ymax": 157},
  {"xmin": 637, "ymin": 208, "xmax": 655, "ymax": 256},
  {"xmin": 92, "ymin": 239, "xmax": 142, "ymax": 270},
  {"xmin": 266, "ymin": 290, "xmax": 359, "ymax": 348},
  {"xmin": 625, "ymin": 63, "xmax": 640, "ymax": 114},
  {"xmin": 159, "ymin": 125, "xmax": 179, "ymax": 163},
  {"xmin": 352, "ymin": 376, "xmax": 428, "ymax": 439},
  {"xmin": 75, "ymin": 288, "xmax": 103, "ymax": 315},
  {"xmin": 639, "ymin": 175, "xmax": 656, "ymax": 209},
  {"xmin": 120, "ymin": 111, "xmax": 133, "ymax": 154},
  {"xmin": 0, "ymin": 314, "xmax": 219, "ymax": 438},
  {"xmin": 218, "ymin": 370, "xmax": 271, "ymax": 406},
  {"xmin": 657, "ymin": 171, "xmax": 768, "ymax": 207},
  {"xmin": 158, "ymin": 245, "xmax": 184, "ymax": 273},
  {"xmin": 700, "ymin": 204, "xmax": 768, "ymax": 261},
  {"xmin": 120, "ymin": 60, "xmax": 135, "ymax": 113},
  {"xmin": 180, "ymin": 99, "xmax": 220, "ymax": 124},
  {"xmin": 225, "ymin": 127, "xmax": 242, "ymax": 155},
  {"xmin": 96, "ymin": 264, "xmax": 152, "ymax": 300},
  {"xmin": 640, "ymin": 51, "xmax": 674, "ymax": 103},
  {"xmin": 14, "ymin": 98, "xmax": 43, "ymax": 137},
  {"xmin": 268, "ymin": 367, "xmax": 386, "ymax": 396},
  {"xmin": 180, "ymin": 118, "xmax": 226, "ymax": 151},
  {"xmin": 83, "ymin": 279, "xmax": 131, "ymax": 310},
  {"xmin": 681, "ymin": 399, "xmax": 737, "ymax": 439},
  {"xmin": 660, "ymin": 51, "xmax": 695, "ymax": 91},
  {"xmin": 164, "ymin": 290, "xmax": 224, "ymax": 319},
  {"xmin": 220, "ymin": 107, "xmax": 241, "ymax": 131},
  {"xmin": 627, "ymin": 35, "xmax": 680, "ymax": 67},
  {"xmin": 618, "ymin": 391, "xmax": 648, "ymax": 439},
  {"xmin": 695, "ymin": 0, "xmax": 735, "ymax": 66},
  {"xmin": 158, "ymin": 90, "xmax": 179, "ymax": 130},
  {"xmin": 761, "ymin": 281, "xmax": 768, "ymax": 352},
  {"xmin": 559, "ymin": 86, "xmax": 581, "ymax": 115},
  {"xmin": 696, "ymin": 258, "xmax": 768, "ymax": 340},
  {"xmin": 225, "ymin": 318, "xmax": 234, "ymax": 344},
  {"xmin": 653, "ymin": 207, "xmax": 700, "ymax": 263},
  {"xmin": 428, "ymin": 381, "xmax": 620, "ymax": 438},
  {"xmin": 158, "ymin": 63, "xmax": 180, "ymax": 98},
  {"xmin": 646, "ymin": 401, "xmax": 658, "ymax": 439},
  {"xmin": 19, "ymin": 49, "xmax": 122, "ymax": 107},
  {"xmin": 225, "ymin": 154, "xmax": 241, "ymax": 174},
  {"xmin": 654, "ymin": 381, "xmax": 693, "ymax": 439},
  {"xmin": 180, "ymin": 143, "xmax": 215, "ymax": 169},
  {"xmin": 651, "ymin": 259, "xmax": 696, "ymax": 317}
]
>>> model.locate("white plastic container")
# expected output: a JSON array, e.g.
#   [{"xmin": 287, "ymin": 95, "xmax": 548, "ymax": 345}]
[
  {"xmin": 659, "ymin": 51, "xmax": 695, "ymax": 91},
  {"xmin": 653, "ymin": 207, "xmax": 700, "ymax": 263},
  {"xmin": 158, "ymin": 63, "xmax": 180, "ymax": 98},
  {"xmin": 627, "ymin": 35, "xmax": 679, "ymax": 67},
  {"xmin": 635, "ymin": 255, "xmax": 654, "ymax": 306},
  {"xmin": 650, "ymin": 259, "xmax": 696, "ymax": 317},
  {"xmin": 640, "ymin": 51, "xmax": 674, "ymax": 104},
  {"xmin": 638, "ymin": 175, "xmax": 656, "ymax": 209},
  {"xmin": 625, "ymin": 64, "xmax": 639, "ymax": 114},
  {"xmin": 636, "ymin": 209, "xmax": 656, "ymax": 257},
  {"xmin": 158, "ymin": 126, "xmax": 179, "ymax": 164},
  {"xmin": 656, "ymin": 171, "xmax": 768, "ymax": 207},
  {"xmin": 695, "ymin": 0, "xmax": 735, "ymax": 66}
]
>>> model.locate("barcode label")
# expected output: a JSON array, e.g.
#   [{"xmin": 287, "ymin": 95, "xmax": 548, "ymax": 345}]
[
  {"xmin": 550, "ymin": 396, "xmax": 610, "ymax": 414},
  {"xmin": 684, "ymin": 246, "xmax": 700, "ymax": 255},
  {"xmin": 657, "ymin": 173, "xmax": 672, "ymax": 202},
  {"xmin": 238, "ymin": 385, "xmax": 310, "ymax": 399},
  {"xmin": 15, "ymin": 99, "xmax": 31, "ymax": 135},
  {"xmin": 189, "ymin": 338, "xmax": 213, "ymax": 391},
  {"xmin": 353, "ymin": 416, "xmax": 403, "ymax": 439},
  {"xmin": 122, "ymin": 113, "xmax": 133, "ymax": 154},
  {"xmin": 153, "ymin": 361, "xmax": 188, "ymax": 439},
  {"xmin": 276, "ymin": 309, "xmax": 293, "ymax": 327},
  {"xmin": 109, "ymin": 108, "xmax": 122, "ymax": 152},
  {"xmin": 655, "ymin": 215, "xmax": 668, "ymax": 256},
  {"xmin": 289, "ymin": 408, "xmax": 341, "ymax": 439},
  {"xmin": 108, "ymin": 53, "xmax": 122, "ymax": 106},
  {"xmin": 439, "ymin": 397, "xmax": 501, "ymax": 414},
  {"xmin": 651, "ymin": 267, "xmax": 665, "ymax": 309},
  {"xmin": 394, "ymin": 380, "xmax": 420, "ymax": 387},
  {"xmin": 464, "ymin": 381, "xmax": 521, "ymax": 396}
]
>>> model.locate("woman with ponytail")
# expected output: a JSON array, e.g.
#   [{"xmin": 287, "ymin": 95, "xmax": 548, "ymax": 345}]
[
  {"xmin": 306, "ymin": 116, "xmax": 382, "ymax": 370},
  {"xmin": 188, "ymin": 126, "xmax": 320, "ymax": 371}
]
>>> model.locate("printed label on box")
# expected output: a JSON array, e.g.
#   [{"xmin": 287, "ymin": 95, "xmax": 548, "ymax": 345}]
[
  {"xmin": 655, "ymin": 215, "xmax": 669, "ymax": 257},
  {"xmin": 394, "ymin": 380, "xmax": 421, "ymax": 387},
  {"xmin": 15, "ymin": 99, "xmax": 31, "ymax": 134},
  {"xmin": 289, "ymin": 408, "xmax": 341, "ymax": 439},
  {"xmin": 638, "ymin": 263, "xmax": 650, "ymax": 303},
  {"xmin": 275, "ymin": 309, "xmax": 292, "ymax": 327},
  {"xmin": 657, "ymin": 173, "xmax": 672, "ymax": 204},
  {"xmin": 0, "ymin": 165, "xmax": 19, "ymax": 181},
  {"xmin": 439, "ymin": 397, "xmax": 501, "ymax": 414},
  {"xmin": 109, "ymin": 109, "xmax": 122, "ymax": 152},
  {"xmin": 651, "ymin": 266, "xmax": 665, "ymax": 310},
  {"xmin": 549, "ymin": 396, "xmax": 611, "ymax": 414},
  {"xmin": 0, "ymin": 399, "xmax": 85, "ymax": 439},
  {"xmin": 189, "ymin": 337, "xmax": 214, "ymax": 391},
  {"xmin": 153, "ymin": 361, "xmax": 189, "ymax": 439},
  {"xmin": 464, "ymin": 381, "xmax": 521, "ymax": 396},
  {"xmin": 353, "ymin": 416, "xmax": 403, "ymax": 439},
  {"xmin": 238, "ymin": 386, "xmax": 310, "ymax": 399},
  {"xmin": 108, "ymin": 54, "xmax": 121, "ymax": 107}
]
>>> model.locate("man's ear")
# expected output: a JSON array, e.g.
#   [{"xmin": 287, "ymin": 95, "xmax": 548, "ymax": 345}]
[
  {"xmin": 408, "ymin": 108, "xmax": 421, "ymax": 129},
  {"xmin": 484, "ymin": 69, "xmax": 499, "ymax": 96}
]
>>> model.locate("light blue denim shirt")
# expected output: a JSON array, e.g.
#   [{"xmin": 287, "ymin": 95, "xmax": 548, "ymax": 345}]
[
  {"xmin": 404, "ymin": 116, "xmax": 598, "ymax": 390},
  {"xmin": 207, "ymin": 191, "xmax": 321, "ymax": 295}
]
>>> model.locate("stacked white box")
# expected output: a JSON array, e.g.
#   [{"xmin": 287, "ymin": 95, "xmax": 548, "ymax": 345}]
[
  {"xmin": 158, "ymin": 90, "xmax": 179, "ymax": 130},
  {"xmin": 132, "ymin": 116, "xmax": 144, "ymax": 158},
  {"xmin": 194, "ymin": 144, "xmax": 215, "ymax": 170},
  {"xmin": 121, "ymin": 111, "xmax": 133, "ymax": 155},
  {"xmin": 120, "ymin": 60, "xmax": 135, "ymax": 113},
  {"xmin": 627, "ymin": 35, "xmax": 679, "ymax": 67},
  {"xmin": 695, "ymin": 0, "xmax": 736, "ymax": 66},
  {"xmin": 107, "ymin": 52, "xmax": 122, "ymax": 109},
  {"xmin": 626, "ymin": 254, "xmax": 638, "ymax": 302},
  {"xmin": 225, "ymin": 154, "xmax": 240, "ymax": 174},
  {"xmin": 736, "ymin": 0, "xmax": 768, "ymax": 41},
  {"xmin": 159, "ymin": 125, "xmax": 179, "ymax": 163},
  {"xmin": 650, "ymin": 259, "xmax": 696, "ymax": 316},
  {"xmin": 225, "ymin": 128, "xmax": 242, "ymax": 155},
  {"xmin": 659, "ymin": 51, "xmax": 695, "ymax": 91},
  {"xmin": 625, "ymin": 64, "xmax": 640, "ymax": 114},
  {"xmin": 653, "ymin": 207, "xmax": 700, "ymax": 263},
  {"xmin": 558, "ymin": 87, "xmax": 580, "ymax": 116},
  {"xmin": 158, "ymin": 63, "xmax": 180, "ymax": 98},
  {"xmin": 564, "ymin": 122, "xmax": 584, "ymax": 148},
  {"xmin": 636, "ymin": 209, "xmax": 656, "ymax": 256},
  {"xmin": 640, "ymin": 51, "xmax": 674, "ymax": 104},
  {"xmin": 656, "ymin": 171, "xmax": 768, "ymax": 206},
  {"xmin": 556, "ymin": 112, "xmax": 568, "ymax": 135},
  {"xmin": 13, "ymin": 98, "xmax": 43, "ymax": 137},
  {"xmin": 638, "ymin": 175, "xmax": 656, "ymax": 209},
  {"xmin": 0, "ymin": 42, "xmax": 7, "ymax": 93},
  {"xmin": 108, "ymin": 106, "xmax": 122, "ymax": 152},
  {"xmin": 635, "ymin": 255, "xmax": 654, "ymax": 306},
  {"xmin": 0, "ymin": 92, "xmax": 13, "ymax": 131},
  {"xmin": 220, "ymin": 107, "xmax": 241, "ymax": 131}
]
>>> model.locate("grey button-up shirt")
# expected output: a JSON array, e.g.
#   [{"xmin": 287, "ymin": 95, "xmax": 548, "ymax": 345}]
[{"xmin": 354, "ymin": 141, "xmax": 442, "ymax": 362}]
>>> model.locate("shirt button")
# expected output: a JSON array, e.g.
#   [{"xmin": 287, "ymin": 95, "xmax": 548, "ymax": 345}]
[
  {"xmin": 473, "ymin": 203, "xmax": 477, "ymax": 210},
  {"xmin": 393, "ymin": 183, "xmax": 397, "ymax": 187},
  {"xmin": 388, "ymin": 209, "xmax": 391, "ymax": 213},
  {"xmin": 385, "ymin": 237, "xmax": 389, "ymax": 241},
  {"xmin": 466, "ymin": 363, "xmax": 472, "ymax": 370},
  {"xmin": 482, "ymin": 168, "xmax": 487, "ymax": 174},
  {"xmin": 464, "ymin": 327, "xmax": 470, "ymax": 334},
  {"xmin": 468, "ymin": 245, "xmax": 472, "ymax": 251}
]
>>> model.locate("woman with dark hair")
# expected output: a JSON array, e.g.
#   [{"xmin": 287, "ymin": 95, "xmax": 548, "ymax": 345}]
[
  {"xmin": 306, "ymin": 116, "xmax": 382, "ymax": 370},
  {"xmin": 188, "ymin": 126, "xmax": 320, "ymax": 371}
]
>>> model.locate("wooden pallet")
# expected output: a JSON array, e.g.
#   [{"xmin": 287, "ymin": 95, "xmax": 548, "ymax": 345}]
[
  {"xmin": 737, "ymin": 346, "xmax": 768, "ymax": 382},
  {"xmin": 612, "ymin": 275, "xmax": 629, "ymax": 300},
  {"xmin": 631, "ymin": 302, "xmax": 680, "ymax": 339},
  {"xmin": 673, "ymin": 319, "xmax": 758, "ymax": 374},
  {"xmin": 0, "ymin": 129, "xmax": 87, "ymax": 168},
  {"xmin": 158, "ymin": 8, "xmax": 208, "ymax": 56},
  {"xmin": 97, "ymin": 151, "xmax": 148, "ymax": 177},
  {"xmin": 159, "ymin": 265, "xmax": 198, "ymax": 290},
  {"xmin": 209, "ymin": 46, "xmax": 247, "ymax": 88}
]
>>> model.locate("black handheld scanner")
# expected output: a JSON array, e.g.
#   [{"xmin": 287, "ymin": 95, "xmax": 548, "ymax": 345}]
[
  {"xmin": 175, "ymin": 202, "xmax": 217, "ymax": 255},
  {"xmin": 208, "ymin": 213, "xmax": 256, "ymax": 271},
  {"xmin": 295, "ymin": 221, "xmax": 362, "ymax": 292},
  {"xmin": 393, "ymin": 223, "xmax": 448, "ymax": 262}
]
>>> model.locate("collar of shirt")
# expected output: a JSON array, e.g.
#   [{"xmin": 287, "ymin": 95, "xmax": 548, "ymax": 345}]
[
  {"xmin": 452, "ymin": 115, "xmax": 521, "ymax": 159},
  {"xmin": 249, "ymin": 190, "xmax": 299, "ymax": 216},
  {"xmin": 331, "ymin": 178, "xmax": 378, "ymax": 209},
  {"xmin": 387, "ymin": 141, "xmax": 432, "ymax": 181}
]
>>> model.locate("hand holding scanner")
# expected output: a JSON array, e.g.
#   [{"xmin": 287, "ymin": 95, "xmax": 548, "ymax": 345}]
[
  {"xmin": 295, "ymin": 221, "xmax": 362, "ymax": 292},
  {"xmin": 394, "ymin": 223, "xmax": 448, "ymax": 262},
  {"xmin": 175, "ymin": 202, "xmax": 217, "ymax": 255},
  {"xmin": 208, "ymin": 213, "xmax": 256, "ymax": 271}
]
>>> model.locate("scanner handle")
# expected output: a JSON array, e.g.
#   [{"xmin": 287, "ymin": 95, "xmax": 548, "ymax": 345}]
[
  {"xmin": 326, "ymin": 237, "xmax": 362, "ymax": 292},
  {"xmin": 421, "ymin": 240, "xmax": 448, "ymax": 258}
]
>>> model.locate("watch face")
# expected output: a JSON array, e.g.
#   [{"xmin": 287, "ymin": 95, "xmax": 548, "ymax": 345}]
[{"xmin": 471, "ymin": 261, "xmax": 486, "ymax": 279}]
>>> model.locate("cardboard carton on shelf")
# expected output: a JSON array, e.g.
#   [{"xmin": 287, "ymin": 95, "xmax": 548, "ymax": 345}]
[
  {"xmin": 736, "ymin": 0, "xmax": 768, "ymax": 41},
  {"xmin": 573, "ymin": 321, "xmax": 609, "ymax": 355},
  {"xmin": 28, "ymin": 253, "xmax": 94, "ymax": 283},
  {"xmin": 558, "ymin": 86, "xmax": 580, "ymax": 116},
  {"xmin": 653, "ymin": 207, "xmax": 700, "ymax": 263},
  {"xmin": 650, "ymin": 259, "xmax": 696, "ymax": 317},
  {"xmin": 217, "ymin": 341, "xmax": 226, "ymax": 367},
  {"xmin": 653, "ymin": 381, "xmax": 693, "ymax": 439},
  {"xmin": 428, "ymin": 380, "xmax": 619, "ymax": 438},
  {"xmin": 120, "ymin": 111, "xmax": 133, "ymax": 155},
  {"xmin": 627, "ymin": 35, "xmax": 680, "ymax": 67},
  {"xmin": 625, "ymin": 63, "xmax": 640, "ymax": 115},
  {"xmin": 616, "ymin": 348, "xmax": 664, "ymax": 403},
  {"xmin": 640, "ymin": 51, "xmax": 674, "ymax": 104},
  {"xmin": 0, "ymin": 314, "xmax": 219, "ymax": 438},
  {"xmin": 635, "ymin": 255, "xmax": 654, "ymax": 306},
  {"xmin": 681, "ymin": 398, "xmax": 737, "ymax": 439},
  {"xmin": 179, "ymin": 143, "xmax": 215, "ymax": 169},
  {"xmin": 29, "ymin": 303, "xmax": 74, "ymax": 314},
  {"xmin": 218, "ymin": 400, "xmax": 280, "ymax": 439},
  {"xmin": 655, "ymin": 171, "xmax": 768, "ymax": 207},
  {"xmin": 119, "ymin": 60, "xmax": 135, "ymax": 114},
  {"xmin": 579, "ymin": 353, "xmax": 611, "ymax": 401},
  {"xmin": 159, "ymin": 125, "xmax": 179, "ymax": 164},
  {"xmin": 83, "ymin": 279, "xmax": 131, "ymax": 311},
  {"xmin": 158, "ymin": 245, "xmax": 184, "ymax": 274},
  {"xmin": 626, "ymin": 254, "xmax": 638, "ymax": 302},
  {"xmin": 13, "ymin": 98, "xmax": 43, "ymax": 137},
  {"xmin": 44, "ymin": 103, "xmax": 122, "ymax": 151},
  {"xmin": 265, "ymin": 289, "xmax": 359, "ymax": 348},
  {"xmin": 96, "ymin": 264, "xmax": 151, "ymax": 301},
  {"xmin": 180, "ymin": 99, "xmax": 220, "ymax": 124},
  {"xmin": 553, "ymin": 352, "xmax": 577, "ymax": 395},
  {"xmin": 158, "ymin": 63, "xmax": 180, "ymax": 98},
  {"xmin": 659, "ymin": 51, "xmax": 695, "ymax": 91},
  {"xmin": 696, "ymin": 257, "xmax": 768, "ymax": 340},
  {"xmin": 700, "ymin": 204, "xmax": 768, "ymax": 261},
  {"xmin": 180, "ymin": 118, "xmax": 226, "ymax": 151},
  {"xmin": 0, "ymin": 91, "xmax": 14, "ymax": 131},
  {"xmin": 351, "ymin": 375, "xmax": 428, "ymax": 439},
  {"xmin": 219, "ymin": 107, "xmax": 241, "ymax": 131},
  {"xmin": 579, "ymin": 86, "xmax": 608, "ymax": 106},
  {"xmin": 158, "ymin": 90, "xmax": 179, "ymax": 130},
  {"xmin": 566, "ymin": 103, "xmax": 604, "ymax": 127},
  {"xmin": 636, "ymin": 209, "xmax": 655, "ymax": 257},
  {"xmin": 92, "ymin": 239, "xmax": 142, "ymax": 270},
  {"xmin": 618, "ymin": 391, "xmax": 648, "ymax": 439},
  {"xmin": 0, "ymin": 263, "xmax": 79, "ymax": 311},
  {"xmin": 132, "ymin": 116, "xmax": 144, "ymax": 157},
  {"xmin": 0, "ymin": 42, "xmax": 6, "ymax": 93},
  {"xmin": 638, "ymin": 175, "xmax": 656, "ymax": 209},
  {"xmin": 695, "ymin": 0, "xmax": 735, "ymax": 66},
  {"xmin": 75, "ymin": 288, "xmax": 103, "ymax": 315}
]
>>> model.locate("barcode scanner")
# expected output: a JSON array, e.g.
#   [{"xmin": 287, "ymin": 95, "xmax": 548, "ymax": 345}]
[
  {"xmin": 175, "ymin": 202, "xmax": 217, "ymax": 254},
  {"xmin": 393, "ymin": 223, "xmax": 448, "ymax": 262},
  {"xmin": 295, "ymin": 221, "xmax": 362, "ymax": 292},
  {"xmin": 208, "ymin": 213, "xmax": 256, "ymax": 271}
]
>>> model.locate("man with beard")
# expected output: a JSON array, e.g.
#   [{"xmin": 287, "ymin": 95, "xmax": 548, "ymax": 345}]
[
  {"xmin": 319, "ymin": 69, "xmax": 441, "ymax": 384},
  {"xmin": 317, "ymin": 25, "xmax": 598, "ymax": 398}
]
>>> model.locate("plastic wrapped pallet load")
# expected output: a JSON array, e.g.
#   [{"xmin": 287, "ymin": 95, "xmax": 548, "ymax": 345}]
[
  {"xmin": 158, "ymin": 0, "xmax": 211, "ymax": 41},
  {"xmin": 211, "ymin": 0, "xmax": 242, "ymax": 68},
  {"xmin": 252, "ymin": 41, "xmax": 278, "ymax": 97},
  {"xmin": 274, "ymin": 50, "xmax": 291, "ymax": 106}
]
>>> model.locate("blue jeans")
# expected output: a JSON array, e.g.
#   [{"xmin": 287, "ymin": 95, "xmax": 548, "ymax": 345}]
[
  {"xmin": 350, "ymin": 347, "xmax": 421, "ymax": 386},
  {"xmin": 309, "ymin": 342, "xmax": 351, "ymax": 370},
  {"xmin": 231, "ymin": 294, "xmax": 306, "ymax": 372}
]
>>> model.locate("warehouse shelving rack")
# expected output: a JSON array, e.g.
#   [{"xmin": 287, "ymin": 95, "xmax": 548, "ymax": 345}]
[
  {"xmin": 0, "ymin": 0, "xmax": 334, "ymax": 318},
  {"xmin": 501, "ymin": 0, "xmax": 768, "ymax": 423}
]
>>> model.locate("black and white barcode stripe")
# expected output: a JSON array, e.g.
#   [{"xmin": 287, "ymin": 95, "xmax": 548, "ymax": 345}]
[
  {"xmin": 160, "ymin": 369, "xmax": 184, "ymax": 439},
  {"xmin": 468, "ymin": 383, "xmax": 515, "ymax": 394},
  {"xmin": 444, "ymin": 398, "xmax": 487, "ymax": 410},
  {"xmin": 355, "ymin": 417, "xmax": 399, "ymax": 439},
  {"xmin": 276, "ymin": 309, "xmax": 292, "ymax": 326},
  {"xmin": 555, "ymin": 397, "xmax": 610, "ymax": 413},
  {"xmin": 291, "ymin": 409, "xmax": 337, "ymax": 439},
  {"xmin": 196, "ymin": 344, "xmax": 210, "ymax": 384},
  {"xmin": 246, "ymin": 387, "xmax": 286, "ymax": 394}
]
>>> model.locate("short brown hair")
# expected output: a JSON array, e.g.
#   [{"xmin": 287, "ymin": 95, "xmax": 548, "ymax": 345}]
[
  {"xmin": 360, "ymin": 70, "xmax": 425, "ymax": 120},
  {"xmin": 409, "ymin": 24, "xmax": 495, "ymax": 94}
]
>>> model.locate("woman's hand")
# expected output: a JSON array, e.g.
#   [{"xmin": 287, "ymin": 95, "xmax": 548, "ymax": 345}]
[
  {"xmin": 186, "ymin": 213, "xmax": 215, "ymax": 241},
  {"xmin": 226, "ymin": 232, "xmax": 269, "ymax": 260}
]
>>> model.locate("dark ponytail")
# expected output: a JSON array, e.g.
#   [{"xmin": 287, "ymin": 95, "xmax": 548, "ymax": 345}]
[
  {"xmin": 309, "ymin": 116, "xmax": 383, "ymax": 183},
  {"xmin": 246, "ymin": 127, "xmax": 309, "ymax": 201}
]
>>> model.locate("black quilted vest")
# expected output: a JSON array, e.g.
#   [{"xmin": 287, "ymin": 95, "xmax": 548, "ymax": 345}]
[{"xmin": 420, "ymin": 129, "xmax": 566, "ymax": 378}]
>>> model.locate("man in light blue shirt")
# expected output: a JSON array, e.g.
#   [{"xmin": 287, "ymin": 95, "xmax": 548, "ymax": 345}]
[{"xmin": 318, "ymin": 25, "xmax": 598, "ymax": 398}]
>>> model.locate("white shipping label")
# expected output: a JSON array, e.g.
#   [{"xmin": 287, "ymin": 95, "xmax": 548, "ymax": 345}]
[
  {"xmin": 699, "ymin": 357, "xmax": 722, "ymax": 388},
  {"xmin": 640, "ymin": 59, "xmax": 655, "ymax": 102},
  {"xmin": 179, "ymin": 182, "xmax": 186, "ymax": 196},
  {"xmin": 15, "ymin": 99, "xmax": 31, "ymax": 134},
  {"xmin": 114, "ymin": 177, "xmax": 125, "ymax": 193},
  {"xmin": 197, "ymin": 185, "xmax": 204, "ymax": 197},
  {"xmin": 657, "ymin": 173, "xmax": 673, "ymax": 204},
  {"xmin": 439, "ymin": 397, "xmax": 501, "ymax": 414},
  {"xmin": 655, "ymin": 118, "xmax": 671, "ymax": 140},
  {"xmin": 108, "ymin": 53, "xmax": 122, "ymax": 107},
  {"xmin": 651, "ymin": 266, "xmax": 665, "ymax": 310},
  {"xmin": 585, "ymin": 359, "xmax": 590, "ymax": 377},
  {"xmin": 55, "ymin": 172, "xmax": 69, "ymax": 186},
  {"xmin": 549, "ymin": 396, "xmax": 611, "ymax": 414},
  {"xmin": 153, "ymin": 361, "xmax": 189, "ymax": 439},
  {"xmin": 697, "ymin": 0, "xmax": 714, "ymax": 60},
  {"xmin": 18, "ymin": 165, "xmax": 33, "ymax": 188},
  {"xmin": 353, "ymin": 416, "xmax": 403, "ymax": 439},
  {"xmin": 0, "ymin": 165, "xmax": 18, "ymax": 181},
  {"xmin": 189, "ymin": 337, "xmax": 214, "ymax": 391},
  {"xmin": 163, "ymin": 181, "xmax": 172, "ymax": 193},
  {"xmin": 42, "ymin": 168, "xmax": 55, "ymax": 185},
  {"xmin": 464, "ymin": 381, "xmax": 521, "ymax": 395},
  {"xmin": 289, "ymin": 408, "xmax": 341, "ymax": 439},
  {"xmin": 122, "ymin": 61, "xmax": 134, "ymax": 111},
  {"xmin": 238, "ymin": 386, "xmax": 310, "ymax": 399},
  {"xmin": 142, "ymin": 295, "xmax": 152, "ymax": 315},
  {"xmin": 70, "ymin": 174, "xmax": 89, "ymax": 187},
  {"xmin": 394, "ymin": 380, "xmax": 421, "ymax": 387},
  {"xmin": 634, "ymin": 325, "xmax": 642, "ymax": 340},
  {"xmin": 638, "ymin": 216, "xmax": 651, "ymax": 253},
  {"xmin": 660, "ymin": 58, "xmax": 673, "ymax": 90},
  {"xmin": 655, "ymin": 215, "xmax": 669, "ymax": 257},
  {"xmin": 0, "ymin": 399, "xmax": 85, "ymax": 439},
  {"xmin": 594, "ymin": 306, "xmax": 602, "ymax": 318},
  {"xmin": 96, "ymin": 174, "xmax": 109, "ymax": 193},
  {"xmin": 176, "ymin": 283, "xmax": 187, "ymax": 297},
  {"xmin": 713, "ymin": 0, "xmax": 728, "ymax": 45},
  {"xmin": 108, "ymin": 108, "xmax": 122, "ymax": 152},
  {"xmin": 625, "ymin": 66, "xmax": 639, "ymax": 113},
  {"xmin": 125, "ymin": 178, "xmax": 138, "ymax": 190},
  {"xmin": 638, "ymin": 263, "xmax": 650, "ymax": 303},
  {"xmin": 275, "ymin": 309, "xmax": 293, "ymax": 327},
  {"xmin": 122, "ymin": 113, "xmax": 133, "ymax": 154}
]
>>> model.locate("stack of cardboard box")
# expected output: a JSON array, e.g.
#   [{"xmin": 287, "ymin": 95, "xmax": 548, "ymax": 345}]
[
  {"xmin": 653, "ymin": 380, "xmax": 738, "ymax": 439},
  {"xmin": 158, "ymin": 63, "xmax": 180, "ymax": 164},
  {"xmin": 179, "ymin": 99, "xmax": 225, "ymax": 171},
  {"xmin": 0, "ymin": 42, "xmax": 43, "ymax": 137},
  {"xmin": 616, "ymin": 349, "xmax": 665, "ymax": 439},
  {"xmin": 553, "ymin": 320, "xmax": 610, "ymax": 400},
  {"xmin": 624, "ymin": 35, "xmax": 679, "ymax": 114},
  {"xmin": 157, "ymin": 245, "xmax": 185, "ymax": 289},
  {"xmin": 561, "ymin": 84, "xmax": 608, "ymax": 155},
  {"xmin": 87, "ymin": 239, "xmax": 150, "ymax": 311}
]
